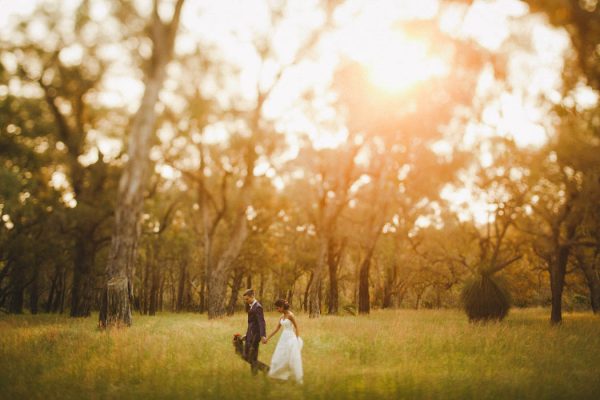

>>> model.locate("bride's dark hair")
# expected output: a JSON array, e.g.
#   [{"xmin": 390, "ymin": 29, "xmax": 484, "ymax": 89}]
[{"xmin": 274, "ymin": 299, "xmax": 290, "ymax": 310}]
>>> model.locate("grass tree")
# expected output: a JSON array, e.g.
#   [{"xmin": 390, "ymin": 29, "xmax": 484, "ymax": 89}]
[
  {"xmin": 460, "ymin": 193, "xmax": 523, "ymax": 322},
  {"xmin": 461, "ymin": 268, "xmax": 512, "ymax": 322}
]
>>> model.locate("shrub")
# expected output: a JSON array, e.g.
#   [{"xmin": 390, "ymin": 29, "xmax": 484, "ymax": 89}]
[
  {"xmin": 342, "ymin": 304, "xmax": 357, "ymax": 316},
  {"xmin": 461, "ymin": 274, "xmax": 511, "ymax": 322}
]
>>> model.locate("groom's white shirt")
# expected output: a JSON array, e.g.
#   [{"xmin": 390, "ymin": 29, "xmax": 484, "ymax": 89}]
[{"xmin": 250, "ymin": 299, "xmax": 257, "ymax": 309}]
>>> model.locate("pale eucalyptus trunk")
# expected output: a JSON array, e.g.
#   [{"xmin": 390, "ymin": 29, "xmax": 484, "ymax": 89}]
[
  {"xmin": 99, "ymin": 0, "xmax": 184, "ymax": 328},
  {"xmin": 207, "ymin": 210, "xmax": 249, "ymax": 318},
  {"xmin": 205, "ymin": 143, "xmax": 255, "ymax": 319},
  {"xmin": 99, "ymin": 76, "xmax": 164, "ymax": 327}
]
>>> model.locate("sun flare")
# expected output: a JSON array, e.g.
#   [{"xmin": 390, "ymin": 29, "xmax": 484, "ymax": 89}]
[
  {"xmin": 367, "ymin": 37, "xmax": 447, "ymax": 91},
  {"xmin": 340, "ymin": 27, "xmax": 448, "ymax": 92},
  {"xmin": 353, "ymin": 32, "xmax": 448, "ymax": 92}
]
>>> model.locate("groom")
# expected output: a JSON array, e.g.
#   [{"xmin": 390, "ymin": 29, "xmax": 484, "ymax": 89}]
[{"xmin": 242, "ymin": 289, "xmax": 268, "ymax": 375}]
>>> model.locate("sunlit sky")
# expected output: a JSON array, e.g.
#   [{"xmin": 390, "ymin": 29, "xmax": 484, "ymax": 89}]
[{"xmin": 2, "ymin": 0, "xmax": 594, "ymax": 226}]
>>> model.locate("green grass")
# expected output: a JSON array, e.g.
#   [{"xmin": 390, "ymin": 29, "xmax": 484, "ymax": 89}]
[{"xmin": 1, "ymin": 308, "xmax": 599, "ymax": 399}]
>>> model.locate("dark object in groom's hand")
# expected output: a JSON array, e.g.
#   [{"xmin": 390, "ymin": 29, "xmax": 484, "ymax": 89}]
[{"xmin": 232, "ymin": 333, "xmax": 269, "ymax": 373}]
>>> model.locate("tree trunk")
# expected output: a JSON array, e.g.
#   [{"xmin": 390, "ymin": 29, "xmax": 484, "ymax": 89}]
[
  {"xmin": 159, "ymin": 275, "xmax": 165, "ymax": 312},
  {"xmin": 549, "ymin": 245, "xmax": 569, "ymax": 324},
  {"xmin": 198, "ymin": 266, "xmax": 206, "ymax": 313},
  {"xmin": 303, "ymin": 271, "xmax": 314, "ymax": 313},
  {"xmin": 397, "ymin": 285, "xmax": 408, "ymax": 307},
  {"xmin": 259, "ymin": 272, "xmax": 266, "ymax": 300},
  {"xmin": 58, "ymin": 268, "xmax": 66, "ymax": 314},
  {"xmin": 200, "ymin": 215, "xmax": 212, "ymax": 313},
  {"xmin": 577, "ymin": 251, "xmax": 600, "ymax": 314},
  {"xmin": 382, "ymin": 264, "xmax": 397, "ymax": 309},
  {"xmin": 51, "ymin": 266, "xmax": 66, "ymax": 313},
  {"xmin": 382, "ymin": 288, "xmax": 392, "ymax": 309},
  {"xmin": 318, "ymin": 278, "xmax": 323, "ymax": 312},
  {"xmin": 327, "ymin": 239, "xmax": 340, "ymax": 315},
  {"xmin": 100, "ymin": 96, "xmax": 156, "ymax": 324},
  {"xmin": 8, "ymin": 266, "xmax": 26, "ymax": 314},
  {"xmin": 308, "ymin": 235, "xmax": 328, "ymax": 318},
  {"xmin": 435, "ymin": 287, "xmax": 442, "ymax": 309},
  {"xmin": 287, "ymin": 288, "xmax": 294, "ymax": 308},
  {"xmin": 227, "ymin": 268, "xmax": 244, "ymax": 316},
  {"xmin": 176, "ymin": 260, "xmax": 188, "ymax": 312},
  {"xmin": 207, "ymin": 208, "xmax": 249, "ymax": 318},
  {"xmin": 45, "ymin": 268, "xmax": 57, "ymax": 313},
  {"xmin": 591, "ymin": 279, "xmax": 600, "ymax": 314},
  {"xmin": 70, "ymin": 238, "xmax": 93, "ymax": 317},
  {"xmin": 358, "ymin": 247, "xmax": 376, "ymax": 314},
  {"xmin": 203, "ymin": 125, "xmax": 255, "ymax": 318},
  {"xmin": 142, "ymin": 259, "xmax": 150, "ymax": 314},
  {"xmin": 99, "ymin": 0, "xmax": 184, "ymax": 328},
  {"xmin": 586, "ymin": 271, "xmax": 600, "ymax": 314},
  {"xmin": 170, "ymin": 273, "xmax": 176, "ymax": 311},
  {"xmin": 207, "ymin": 268, "xmax": 230, "ymax": 318},
  {"xmin": 148, "ymin": 260, "xmax": 160, "ymax": 316},
  {"xmin": 29, "ymin": 268, "xmax": 39, "ymax": 314},
  {"xmin": 100, "ymin": 277, "xmax": 132, "ymax": 327}
]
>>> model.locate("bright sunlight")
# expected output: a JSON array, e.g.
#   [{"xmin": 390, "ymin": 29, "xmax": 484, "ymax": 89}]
[{"xmin": 357, "ymin": 31, "xmax": 447, "ymax": 92}]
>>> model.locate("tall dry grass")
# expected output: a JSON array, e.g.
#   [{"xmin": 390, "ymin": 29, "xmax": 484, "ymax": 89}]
[{"xmin": 1, "ymin": 308, "xmax": 599, "ymax": 399}]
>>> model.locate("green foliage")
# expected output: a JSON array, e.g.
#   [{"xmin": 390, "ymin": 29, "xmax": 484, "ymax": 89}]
[{"xmin": 461, "ymin": 274, "xmax": 511, "ymax": 322}]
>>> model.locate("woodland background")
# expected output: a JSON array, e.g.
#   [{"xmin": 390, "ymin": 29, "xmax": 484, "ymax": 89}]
[{"xmin": 1, "ymin": 0, "xmax": 599, "ymax": 325}]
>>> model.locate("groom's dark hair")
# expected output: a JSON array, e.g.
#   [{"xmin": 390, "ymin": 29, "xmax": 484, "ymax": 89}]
[{"xmin": 243, "ymin": 289, "xmax": 255, "ymax": 297}]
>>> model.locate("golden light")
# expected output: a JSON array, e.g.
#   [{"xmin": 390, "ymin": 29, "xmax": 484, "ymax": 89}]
[
  {"xmin": 360, "ymin": 32, "xmax": 448, "ymax": 92},
  {"xmin": 335, "ymin": 2, "xmax": 449, "ymax": 94}
]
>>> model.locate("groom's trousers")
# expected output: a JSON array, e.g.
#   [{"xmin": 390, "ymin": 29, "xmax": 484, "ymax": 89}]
[{"xmin": 245, "ymin": 339, "xmax": 261, "ymax": 375}]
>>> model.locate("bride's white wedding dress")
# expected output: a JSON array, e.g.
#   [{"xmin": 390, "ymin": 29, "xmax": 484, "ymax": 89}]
[{"xmin": 268, "ymin": 318, "xmax": 303, "ymax": 383}]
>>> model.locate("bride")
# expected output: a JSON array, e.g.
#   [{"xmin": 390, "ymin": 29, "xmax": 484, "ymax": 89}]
[{"xmin": 266, "ymin": 299, "xmax": 303, "ymax": 384}]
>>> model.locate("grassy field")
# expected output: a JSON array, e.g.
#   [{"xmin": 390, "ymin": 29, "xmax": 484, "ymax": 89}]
[{"xmin": 1, "ymin": 308, "xmax": 599, "ymax": 400}]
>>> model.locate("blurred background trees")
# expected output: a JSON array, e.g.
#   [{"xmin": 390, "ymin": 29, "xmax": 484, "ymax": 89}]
[{"xmin": 0, "ymin": 0, "xmax": 598, "ymax": 324}]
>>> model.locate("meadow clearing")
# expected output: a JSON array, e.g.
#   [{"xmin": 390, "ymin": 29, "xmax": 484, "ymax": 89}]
[{"xmin": 1, "ymin": 308, "xmax": 599, "ymax": 399}]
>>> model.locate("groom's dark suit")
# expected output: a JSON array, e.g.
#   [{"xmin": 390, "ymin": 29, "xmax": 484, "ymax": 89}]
[{"xmin": 245, "ymin": 300, "xmax": 267, "ymax": 374}]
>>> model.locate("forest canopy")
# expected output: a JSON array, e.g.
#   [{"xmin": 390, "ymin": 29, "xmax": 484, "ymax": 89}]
[{"xmin": 0, "ymin": 0, "xmax": 598, "ymax": 325}]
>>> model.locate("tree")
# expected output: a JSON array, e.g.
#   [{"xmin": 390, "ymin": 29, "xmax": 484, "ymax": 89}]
[
  {"xmin": 519, "ymin": 1, "xmax": 600, "ymax": 321},
  {"xmin": 160, "ymin": 0, "xmax": 344, "ymax": 318},
  {"xmin": 316, "ymin": 9, "xmax": 493, "ymax": 315},
  {"xmin": 523, "ymin": 0, "xmax": 600, "ymax": 90},
  {"xmin": 0, "ymin": 1, "xmax": 124, "ymax": 317},
  {"xmin": 0, "ymin": 40, "xmax": 69, "ymax": 313},
  {"xmin": 99, "ymin": 0, "xmax": 185, "ymax": 328}
]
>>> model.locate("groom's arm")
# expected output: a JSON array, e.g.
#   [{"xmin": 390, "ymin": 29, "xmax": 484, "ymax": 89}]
[{"xmin": 257, "ymin": 306, "xmax": 266, "ymax": 339}]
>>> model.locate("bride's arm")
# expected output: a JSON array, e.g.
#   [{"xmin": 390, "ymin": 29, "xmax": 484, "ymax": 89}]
[
  {"xmin": 266, "ymin": 323, "xmax": 281, "ymax": 342},
  {"xmin": 288, "ymin": 314, "xmax": 300, "ymax": 338}
]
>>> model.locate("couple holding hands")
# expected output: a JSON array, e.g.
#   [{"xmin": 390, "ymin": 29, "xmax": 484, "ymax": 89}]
[{"xmin": 240, "ymin": 289, "xmax": 303, "ymax": 384}]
